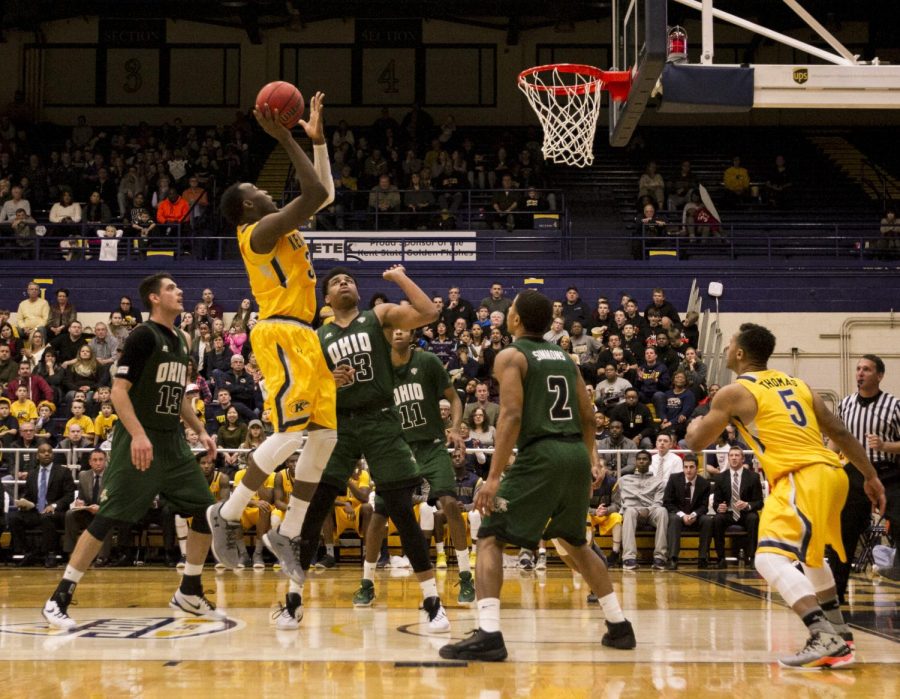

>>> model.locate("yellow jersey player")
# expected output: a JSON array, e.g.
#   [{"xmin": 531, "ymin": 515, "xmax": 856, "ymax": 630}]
[
  {"xmin": 686, "ymin": 323, "xmax": 885, "ymax": 670},
  {"xmin": 208, "ymin": 91, "xmax": 339, "ymax": 600}
]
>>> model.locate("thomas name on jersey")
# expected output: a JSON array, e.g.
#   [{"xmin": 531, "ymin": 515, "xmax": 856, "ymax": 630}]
[
  {"xmin": 325, "ymin": 332, "xmax": 372, "ymax": 365},
  {"xmin": 155, "ymin": 361, "xmax": 187, "ymax": 386},
  {"xmin": 757, "ymin": 375, "xmax": 799, "ymax": 389}
]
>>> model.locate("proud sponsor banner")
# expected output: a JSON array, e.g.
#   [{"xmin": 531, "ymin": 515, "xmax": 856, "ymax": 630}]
[{"xmin": 307, "ymin": 231, "xmax": 476, "ymax": 262}]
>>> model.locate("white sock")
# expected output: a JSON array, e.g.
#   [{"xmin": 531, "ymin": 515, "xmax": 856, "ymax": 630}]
[
  {"xmin": 477, "ymin": 597, "xmax": 501, "ymax": 633},
  {"xmin": 279, "ymin": 496, "xmax": 310, "ymax": 539},
  {"xmin": 220, "ymin": 483, "xmax": 254, "ymax": 521},
  {"xmin": 419, "ymin": 577, "xmax": 438, "ymax": 600},
  {"xmin": 456, "ymin": 549, "xmax": 471, "ymax": 574},
  {"xmin": 538, "ymin": 547, "xmax": 546, "ymax": 555},
  {"xmin": 599, "ymin": 592, "xmax": 626, "ymax": 623},
  {"xmin": 183, "ymin": 562, "xmax": 203, "ymax": 577},
  {"xmin": 363, "ymin": 561, "xmax": 376, "ymax": 582},
  {"xmin": 325, "ymin": 543, "xmax": 335, "ymax": 557},
  {"xmin": 435, "ymin": 542, "xmax": 445, "ymax": 555},
  {"xmin": 289, "ymin": 579, "xmax": 303, "ymax": 595},
  {"xmin": 64, "ymin": 565, "xmax": 84, "ymax": 583}
]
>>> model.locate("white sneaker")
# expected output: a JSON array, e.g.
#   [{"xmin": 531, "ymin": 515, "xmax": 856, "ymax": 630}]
[
  {"xmin": 273, "ymin": 592, "xmax": 303, "ymax": 630},
  {"xmin": 535, "ymin": 551, "xmax": 547, "ymax": 570},
  {"xmin": 42, "ymin": 599, "xmax": 76, "ymax": 630},
  {"xmin": 423, "ymin": 596, "xmax": 451, "ymax": 633},
  {"xmin": 169, "ymin": 588, "xmax": 227, "ymax": 620}
]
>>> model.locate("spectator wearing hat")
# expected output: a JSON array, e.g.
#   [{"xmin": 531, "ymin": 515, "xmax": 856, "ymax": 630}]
[
  {"xmin": 185, "ymin": 383, "xmax": 205, "ymax": 424},
  {"xmin": 34, "ymin": 400, "xmax": 58, "ymax": 445}
]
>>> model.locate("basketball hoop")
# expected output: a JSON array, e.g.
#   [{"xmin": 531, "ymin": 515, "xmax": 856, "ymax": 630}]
[{"xmin": 518, "ymin": 64, "xmax": 632, "ymax": 167}]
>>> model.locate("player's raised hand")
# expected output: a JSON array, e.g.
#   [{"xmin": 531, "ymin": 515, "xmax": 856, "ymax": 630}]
[
  {"xmin": 297, "ymin": 91, "xmax": 326, "ymax": 145},
  {"xmin": 253, "ymin": 103, "xmax": 293, "ymax": 143},
  {"xmin": 382, "ymin": 264, "xmax": 408, "ymax": 285}
]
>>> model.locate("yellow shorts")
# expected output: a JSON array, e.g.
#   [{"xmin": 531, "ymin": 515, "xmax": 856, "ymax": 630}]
[
  {"xmin": 241, "ymin": 507, "xmax": 260, "ymax": 530},
  {"xmin": 591, "ymin": 512, "xmax": 624, "ymax": 536},
  {"xmin": 334, "ymin": 502, "xmax": 364, "ymax": 536},
  {"xmin": 252, "ymin": 319, "xmax": 337, "ymax": 432},
  {"xmin": 757, "ymin": 463, "xmax": 849, "ymax": 567}
]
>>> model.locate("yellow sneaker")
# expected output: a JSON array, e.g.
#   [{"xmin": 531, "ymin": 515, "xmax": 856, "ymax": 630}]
[
  {"xmin": 436, "ymin": 552, "xmax": 448, "ymax": 569},
  {"xmin": 469, "ymin": 550, "xmax": 477, "ymax": 568}
]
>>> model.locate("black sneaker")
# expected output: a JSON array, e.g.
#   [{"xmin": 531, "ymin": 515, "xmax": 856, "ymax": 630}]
[
  {"xmin": 601, "ymin": 619, "xmax": 636, "ymax": 650},
  {"xmin": 439, "ymin": 628, "xmax": 508, "ymax": 661},
  {"xmin": 606, "ymin": 550, "xmax": 621, "ymax": 568},
  {"xmin": 375, "ymin": 551, "xmax": 390, "ymax": 569},
  {"xmin": 587, "ymin": 592, "xmax": 599, "ymax": 604}
]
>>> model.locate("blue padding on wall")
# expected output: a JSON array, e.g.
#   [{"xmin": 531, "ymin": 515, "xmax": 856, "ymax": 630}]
[{"xmin": 658, "ymin": 64, "xmax": 754, "ymax": 113}]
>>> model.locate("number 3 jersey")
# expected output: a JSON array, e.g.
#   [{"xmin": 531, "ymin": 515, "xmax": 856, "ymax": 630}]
[
  {"xmin": 734, "ymin": 370, "xmax": 841, "ymax": 483},
  {"xmin": 318, "ymin": 310, "xmax": 394, "ymax": 410},
  {"xmin": 510, "ymin": 337, "xmax": 583, "ymax": 449},
  {"xmin": 392, "ymin": 349, "xmax": 452, "ymax": 443},
  {"xmin": 113, "ymin": 320, "xmax": 188, "ymax": 431}
]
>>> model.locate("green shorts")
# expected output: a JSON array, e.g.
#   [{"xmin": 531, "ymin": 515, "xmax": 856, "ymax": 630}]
[
  {"xmin": 98, "ymin": 427, "xmax": 214, "ymax": 523},
  {"xmin": 410, "ymin": 439, "xmax": 456, "ymax": 500},
  {"xmin": 322, "ymin": 406, "xmax": 420, "ymax": 491},
  {"xmin": 478, "ymin": 437, "xmax": 591, "ymax": 550}
]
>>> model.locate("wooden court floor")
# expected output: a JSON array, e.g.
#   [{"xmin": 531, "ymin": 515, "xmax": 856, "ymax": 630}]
[{"xmin": 1, "ymin": 563, "xmax": 897, "ymax": 698}]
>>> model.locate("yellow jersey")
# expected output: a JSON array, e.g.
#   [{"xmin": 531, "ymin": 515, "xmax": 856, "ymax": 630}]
[
  {"xmin": 11, "ymin": 399, "xmax": 37, "ymax": 425},
  {"xmin": 264, "ymin": 469, "xmax": 294, "ymax": 500},
  {"xmin": 336, "ymin": 469, "xmax": 371, "ymax": 506},
  {"xmin": 237, "ymin": 220, "xmax": 317, "ymax": 323},
  {"xmin": 94, "ymin": 413, "xmax": 119, "ymax": 440},
  {"xmin": 209, "ymin": 471, "xmax": 228, "ymax": 502},
  {"xmin": 734, "ymin": 370, "xmax": 841, "ymax": 483}
]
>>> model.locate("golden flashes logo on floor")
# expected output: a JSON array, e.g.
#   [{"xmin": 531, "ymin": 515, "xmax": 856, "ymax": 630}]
[{"xmin": 0, "ymin": 615, "xmax": 241, "ymax": 639}]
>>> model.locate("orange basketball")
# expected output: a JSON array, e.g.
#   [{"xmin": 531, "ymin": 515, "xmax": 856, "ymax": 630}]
[{"xmin": 255, "ymin": 81, "xmax": 305, "ymax": 127}]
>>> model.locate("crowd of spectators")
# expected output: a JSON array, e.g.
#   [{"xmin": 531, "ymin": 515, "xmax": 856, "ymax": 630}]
[{"xmin": 1, "ymin": 278, "xmax": 769, "ymax": 570}]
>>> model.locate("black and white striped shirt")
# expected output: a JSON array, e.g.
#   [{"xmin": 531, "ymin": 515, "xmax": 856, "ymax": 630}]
[{"xmin": 837, "ymin": 390, "xmax": 900, "ymax": 467}]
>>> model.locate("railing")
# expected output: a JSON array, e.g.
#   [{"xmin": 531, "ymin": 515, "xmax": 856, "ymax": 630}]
[
  {"xmin": 0, "ymin": 221, "xmax": 186, "ymax": 261},
  {"xmin": 639, "ymin": 221, "xmax": 897, "ymax": 260}
]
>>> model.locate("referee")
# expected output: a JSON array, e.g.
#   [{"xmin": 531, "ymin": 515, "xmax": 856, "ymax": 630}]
[{"xmin": 830, "ymin": 354, "xmax": 900, "ymax": 599}]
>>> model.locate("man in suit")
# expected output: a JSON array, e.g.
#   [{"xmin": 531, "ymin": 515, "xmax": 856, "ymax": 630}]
[
  {"xmin": 64, "ymin": 449, "xmax": 114, "ymax": 563},
  {"xmin": 713, "ymin": 446, "xmax": 764, "ymax": 568},
  {"xmin": 663, "ymin": 453, "xmax": 714, "ymax": 569},
  {"xmin": 8, "ymin": 442, "xmax": 75, "ymax": 567}
]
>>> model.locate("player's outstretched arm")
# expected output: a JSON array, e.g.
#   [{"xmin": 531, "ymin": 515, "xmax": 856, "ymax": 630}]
[
  {"xmin": 298, "ymin": 92, "xmax": 335, "ymax": 213},
  {"xmin": 684, "ymin": 383, "xmax": 751, "ymax": 451},
  {"xmin": 376, "ymin": 265, "xmax": 439, "ymax": 330},
  {"xmin": 249, "ymin": 99, "xmax": 328, "ymax": 254},
  {"xmin": 474, "ymin": 349, "xmax": 524, "ymax": 516},
  {"xmin": 811, "ymin": 390, "xmax": 886, "ymax": 513}
]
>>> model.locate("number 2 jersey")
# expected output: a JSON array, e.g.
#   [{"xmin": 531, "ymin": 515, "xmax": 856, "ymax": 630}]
[
  {"xmin": 238, "ymin": 221, "xmax": 316, "ymax": 323},
  {"xmin": 510, "ymin": 337, "xmax": 583, "ymax": 449},
  {"xmin": 317, "ymin": 310, "xmax": 394, "ymax": 410},
  {"xmin": 734, "ymin": 369, "xmax": 841, "ymax": 483},
  {"xmin": 113, "ymin": 320, "xmax": 188, "ymax": 432}
]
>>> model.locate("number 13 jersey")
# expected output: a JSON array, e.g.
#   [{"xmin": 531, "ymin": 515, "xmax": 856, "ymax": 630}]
[
  {"xmin": 318, "ymin": 310, "xmax": 394, "ymax": 410},
  {"xmin": 734, "ymin": 370, "xmax": 841, "ymax": 483}
]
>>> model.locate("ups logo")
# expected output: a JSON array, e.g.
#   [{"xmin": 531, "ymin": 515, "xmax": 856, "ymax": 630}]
[{"xmin": 793, "ymin": 68, "xmax": 809, "ymax": 85}]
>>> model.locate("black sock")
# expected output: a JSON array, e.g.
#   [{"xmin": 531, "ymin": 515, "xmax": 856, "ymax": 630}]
[
  {"xmin": 179, "ymin": 574, "xmax": 203, "ymax": 596},
  {"xmin": 801, "ymin": 608, "xmax": 834, "ymax": 635},
  {"xmin": 52, "ymin": 579, "xmax": 78, "ymax": 605}
]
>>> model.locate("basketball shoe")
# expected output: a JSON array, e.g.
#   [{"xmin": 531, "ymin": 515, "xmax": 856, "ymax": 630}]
[
  {"xmin": 457, "ymin": 571, "xmax": 475, "ymax": 604},
  {"xmin": 263, "ymin": 526, "xmax": 304, "ymax": 585},
  {"xmin": 423, "ymin": 596, "xmax": 450, "ymax": 632},
  {"xmin": 42, "ymin": 597, "xmax": 77, "ymax": 630},
  {"xmin": 169, "ymin": 588, "xmax": 227, "ymax": 620},
  {"xmin": 206, "ymin": 501, "xmax": 243, "ymax": 569},
  {"xmin": 777, "ymin": 633, "xmax": 854, "ymax": 670},
  {"xmin": 273, "ymin": 592, "xmax": 303, "ymax": 630},
  {"xmin": 439, "ymin": 628, "xmax": 508, "ymax": 661},
  {"xmin": 353, "ymin": 579, "xmax": 376, "ymax": 607},
  {"xmin": 601, "ymin": 619, "xmax": 637, "ymax": 650}
]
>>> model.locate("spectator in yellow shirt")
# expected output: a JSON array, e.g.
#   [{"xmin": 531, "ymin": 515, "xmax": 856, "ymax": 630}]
[
  {"xmin": 64, "ymin": 398, "xmax": 95, "ymax": 439},
  {"xmin": 93, "ymin": 401, "xmax": 118, "ymax": 445},
  {"xmin": 10, "ymin": 384, "xmax": 37, "ymax": 425},
  {"xmin": 723, "ymin": 155, "xmax": 750, "ymax": 205},
  {"xmin": 16, "ymin": 282, "xmax": 50, "ymax": 339}
]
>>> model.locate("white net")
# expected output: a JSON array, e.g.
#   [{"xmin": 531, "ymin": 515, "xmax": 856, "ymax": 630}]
[{"xmin": 518, "ymin": 65, "xmax": 604, "ymax": 168}]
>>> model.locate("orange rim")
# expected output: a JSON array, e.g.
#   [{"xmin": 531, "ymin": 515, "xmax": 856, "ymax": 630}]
[{"xmin": 518, "ymin": 63, "xmax": 632, "ymax": 101}]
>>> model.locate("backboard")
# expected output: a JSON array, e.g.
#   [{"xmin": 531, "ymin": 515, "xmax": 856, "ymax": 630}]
[{"xmin": 609, "ymin": 0, "xmax": 668, "ymax": 147}]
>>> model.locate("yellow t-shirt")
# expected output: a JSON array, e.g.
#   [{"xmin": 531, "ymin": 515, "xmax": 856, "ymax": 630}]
[
  {"xmin": 336, "ymin": 469, "xmax": 371, "ymax": 506},
  {"xmin": 237, "ymin": 220, "xmax": 317, "ymax": 323},
  {"xmin": 10, "ymin": 399, "xmax": 37, "ymax": 425},
  {"xmin": 734, "ymin": 369, "xmax": 841, "ymax": 484},
  {"xmin": 65, "ymin": 414, "xmax": 95, "ymax": 437},
  {"xmin": 94, "ymin": 413, "xmax": 119, "ymax": 441}
]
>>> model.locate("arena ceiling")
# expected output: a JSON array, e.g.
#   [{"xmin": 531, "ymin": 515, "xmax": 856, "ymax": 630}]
[{"xmin": 1, "ymin": 0, "xmax": 896, "ymax": 48}]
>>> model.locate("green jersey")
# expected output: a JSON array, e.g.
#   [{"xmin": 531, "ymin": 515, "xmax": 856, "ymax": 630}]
[
  {"xmin": 511, "ymin": 337, "xmax": 583, "ymax": 448},
  {"xmin": 113, "ymin": 320, "xmax": 189, "ymax": 432},
  {"xmin": 392, "ymin": 349, "xmax": 451, "ymax": 443},
  {"xmin": 318, "ymin": 310, "xmax": 394, "ymax": 410}
]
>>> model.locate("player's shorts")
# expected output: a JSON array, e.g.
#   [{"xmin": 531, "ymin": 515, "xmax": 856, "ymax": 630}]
[
  {"xmin": 409, "ymin": 439, "xmax": 455, "ymax": 500},
  {"xmin": 334, "ymin": 502, "xmax": 365, "ymax": 536},
  {"xmin": 479, "ymin": 437, "xmax": 592, "ymax": 550},
  {"xmin": 591, "ymin": 512, "xmax": 624, "ymax": 535},
  {"xmin": 757, "ymin": 463, "xmax": 849, "ymax": 567},
  {"xmin": 252, "ymin": 318, "xmax": 336, "ymax": 432},
  {"xmin": 321, "ymin": 405, "xmax": 420, "ymax": 491},
  {"xmin": 99, "ymin": 427, "xmax": 214, "ymax": 523}
]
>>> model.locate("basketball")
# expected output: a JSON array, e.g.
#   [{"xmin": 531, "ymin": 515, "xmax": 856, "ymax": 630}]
[{"xmin": 255, "ymin": 81, "xmax": 305, "ymax": 127}]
